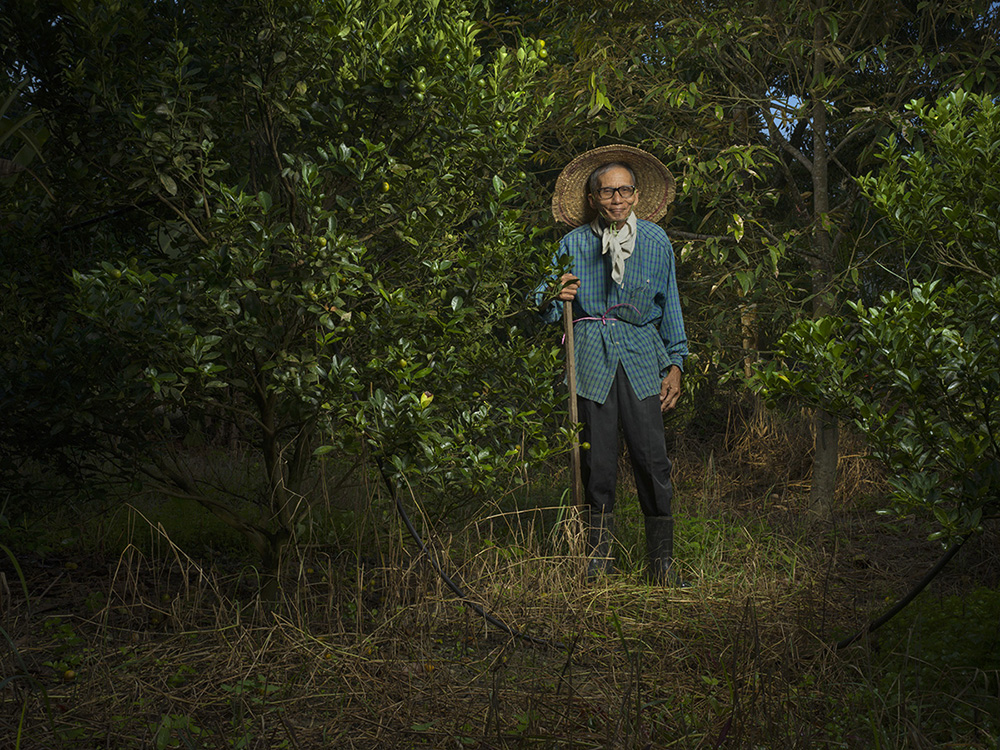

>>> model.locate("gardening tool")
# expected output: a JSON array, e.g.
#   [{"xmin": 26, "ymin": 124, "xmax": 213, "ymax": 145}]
[{"xmin": 563, "ymin": 300, "xmax": 583, "ymax": 508}]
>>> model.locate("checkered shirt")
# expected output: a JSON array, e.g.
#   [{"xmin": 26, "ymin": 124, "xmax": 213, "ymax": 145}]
[{"xmin": 538, "ymin": 219, "xmax": 688, "ymax": 404}]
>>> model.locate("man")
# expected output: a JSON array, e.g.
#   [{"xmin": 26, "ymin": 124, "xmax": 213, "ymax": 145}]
[{"xmin": 540, "ymin": 145, "xmax": 688, "ymax": 583}]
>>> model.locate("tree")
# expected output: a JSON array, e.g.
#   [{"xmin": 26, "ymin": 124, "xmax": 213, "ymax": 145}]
[
  {"xmin": 759, "ymin": 91, "xmax": 1000, "ymax": 540},
  {"xmin": 0, "ymin": 0, "xmax": 563, "ymax": 594}
]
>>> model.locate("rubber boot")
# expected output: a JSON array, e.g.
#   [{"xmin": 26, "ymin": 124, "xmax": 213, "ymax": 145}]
[
  {"xmin": 645, "ymin": 516, "xmax": 687, "ymax": 586},
  {"xmin": 586, "ymin": 511, "xmax": 615, "ymax": 580}
]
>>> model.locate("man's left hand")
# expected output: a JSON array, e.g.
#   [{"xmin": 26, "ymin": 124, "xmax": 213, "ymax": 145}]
[{"xmin": 659, "ymin": 367, "xmax": 682, "ymax": 412}]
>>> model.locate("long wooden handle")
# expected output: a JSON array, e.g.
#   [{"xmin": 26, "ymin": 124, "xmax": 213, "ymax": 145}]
[{"xmin": 563, "ymin": 300, "xmax": 583, "ymax": 508}]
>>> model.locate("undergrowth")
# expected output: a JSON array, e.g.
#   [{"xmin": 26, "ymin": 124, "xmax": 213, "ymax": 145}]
[{"xmin": 1, "ymin": 407, "xmax": 998, "ymax": 748}]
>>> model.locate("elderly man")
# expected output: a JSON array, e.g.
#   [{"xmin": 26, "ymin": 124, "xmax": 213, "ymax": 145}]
[{"xmin": 541, "ymin": 145, "xmax": 688, "ymax": 583}]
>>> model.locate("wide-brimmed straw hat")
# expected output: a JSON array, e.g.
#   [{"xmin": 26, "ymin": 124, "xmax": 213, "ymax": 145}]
[{"xmin": 551, "ymin": 144, "xmax": 676, "ymax": 226}]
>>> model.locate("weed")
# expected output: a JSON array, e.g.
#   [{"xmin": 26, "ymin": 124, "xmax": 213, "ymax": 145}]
[{"xmin": 151, "ymin": 713, "xmax": 205, "ymax": 750}]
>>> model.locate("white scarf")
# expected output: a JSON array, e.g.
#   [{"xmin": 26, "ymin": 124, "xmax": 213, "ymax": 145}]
[{"xmin": 590, "ymin": 212, "xmax": 637, "ymax": 285}]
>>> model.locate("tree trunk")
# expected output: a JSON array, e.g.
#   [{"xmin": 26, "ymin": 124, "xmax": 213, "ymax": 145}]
[
  {"xmin": 809, "ymin": 408, "xmax": 838, "ymax": 519},
  {"xmin": 740, "ymin": 303, "xmax": 758, "ymax": 378},
  {"xmin": 808, "ymin": 13, "xmax": 839, "ymax": 519}
]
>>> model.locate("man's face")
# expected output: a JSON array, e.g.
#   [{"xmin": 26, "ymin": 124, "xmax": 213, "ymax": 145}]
[{"xmin": 587, "ymin": 165, "xmax": 639, "ymax": 228}]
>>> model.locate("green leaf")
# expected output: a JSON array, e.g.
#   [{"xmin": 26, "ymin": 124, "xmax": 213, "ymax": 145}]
[{"xmin": 159, "ymin": 174, "xmax": 177, "ymax": 196}]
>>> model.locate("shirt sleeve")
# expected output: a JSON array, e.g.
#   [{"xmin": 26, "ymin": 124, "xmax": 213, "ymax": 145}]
[{"xmin": 658, "ymin": 235, "xmax": 688, "ymax": 373}]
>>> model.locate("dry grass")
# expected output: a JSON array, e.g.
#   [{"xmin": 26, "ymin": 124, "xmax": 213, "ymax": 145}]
[{"xmin": 2, "ymin": 415, "xmax": 998, "ymax": 749}]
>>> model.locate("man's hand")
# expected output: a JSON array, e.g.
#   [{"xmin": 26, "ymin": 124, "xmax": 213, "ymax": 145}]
[
  {"xmin": 557, "ymin": 273, "xmax": 580, "ymax": 301},
  {"xmin": 659, "ymin": 366, "xmax": 682, "ymax": 412}
]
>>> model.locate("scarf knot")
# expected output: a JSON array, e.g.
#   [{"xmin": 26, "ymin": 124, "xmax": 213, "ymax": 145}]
[{"xmin": 590, "ymin": 212, "xmax": 637, "ymax": 285}]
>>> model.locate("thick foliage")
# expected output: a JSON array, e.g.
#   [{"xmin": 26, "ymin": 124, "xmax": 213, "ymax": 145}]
[
  {"xmin": 761, "ymin": 279, "xmax": 1000, "ymax": 539},
  {"xmin": 863, "ymin": 90, "xmax": 1000, "ymax": 281},
  {"xmin": 759, "ymin": 92, "xmax": 1000, "ymax": 539},
  {"xmin": 0, "ymin": 0, "xmax": 562, "ymax": 572}
]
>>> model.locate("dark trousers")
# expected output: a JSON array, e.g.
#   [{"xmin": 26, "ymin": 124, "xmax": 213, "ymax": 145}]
[{"xmin": 579, "ymin": 365, "xmax": 674, "ymax": 518}]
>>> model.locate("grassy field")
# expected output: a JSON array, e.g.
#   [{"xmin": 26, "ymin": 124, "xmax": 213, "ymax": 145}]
[{"xmin": 2, "ymin": 427, "xmax": 999, "ymax": 749}]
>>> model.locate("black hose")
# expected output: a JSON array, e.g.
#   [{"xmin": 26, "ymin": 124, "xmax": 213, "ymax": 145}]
[
  {"xmin": 371, "ymin": 450, "xmax": 558, "ymax": 649},
  {"xmin": 835, "ymin": 533, "xmax": 969, "ymax": 650}
]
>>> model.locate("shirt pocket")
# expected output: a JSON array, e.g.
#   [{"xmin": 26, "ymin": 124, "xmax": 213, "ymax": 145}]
[{"xmin": 613, "ymin": 277, "xmax": 654, "ymax": 324}]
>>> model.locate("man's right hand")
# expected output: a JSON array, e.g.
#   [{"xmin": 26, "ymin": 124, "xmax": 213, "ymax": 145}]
[{"xmin": 557, "ymin": 273, "xmax": 580, "ymax": 301}]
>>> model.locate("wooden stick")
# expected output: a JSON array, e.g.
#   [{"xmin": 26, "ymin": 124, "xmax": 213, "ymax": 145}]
[{"xmin": 563, "ymin": 300, "xmax": 583, "ymax": 508}]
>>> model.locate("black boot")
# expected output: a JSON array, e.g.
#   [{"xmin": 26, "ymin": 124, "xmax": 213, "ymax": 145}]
[
  {"xmin": 645, "ymin": 516, "xmax": 687, "ymax": 586},
  {"xmin": 586, "ymin": 511, "xmax": 615, "ymax": 580}
]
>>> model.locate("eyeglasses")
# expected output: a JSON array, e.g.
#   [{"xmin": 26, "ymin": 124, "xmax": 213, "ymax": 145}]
[{"xmin": 593, "ymin": 185, "xmax": 637, "ymax": 200}]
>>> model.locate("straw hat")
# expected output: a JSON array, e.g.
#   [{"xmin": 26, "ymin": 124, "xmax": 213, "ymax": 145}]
[{"xmin": 551, "ymin": 145, "xmax": 676, "ymax": 226}]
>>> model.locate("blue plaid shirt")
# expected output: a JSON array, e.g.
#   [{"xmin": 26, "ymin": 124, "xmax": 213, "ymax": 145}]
[{"xmin": 539, "ymin": 219, "xmax": 688, "ymax": 404}]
